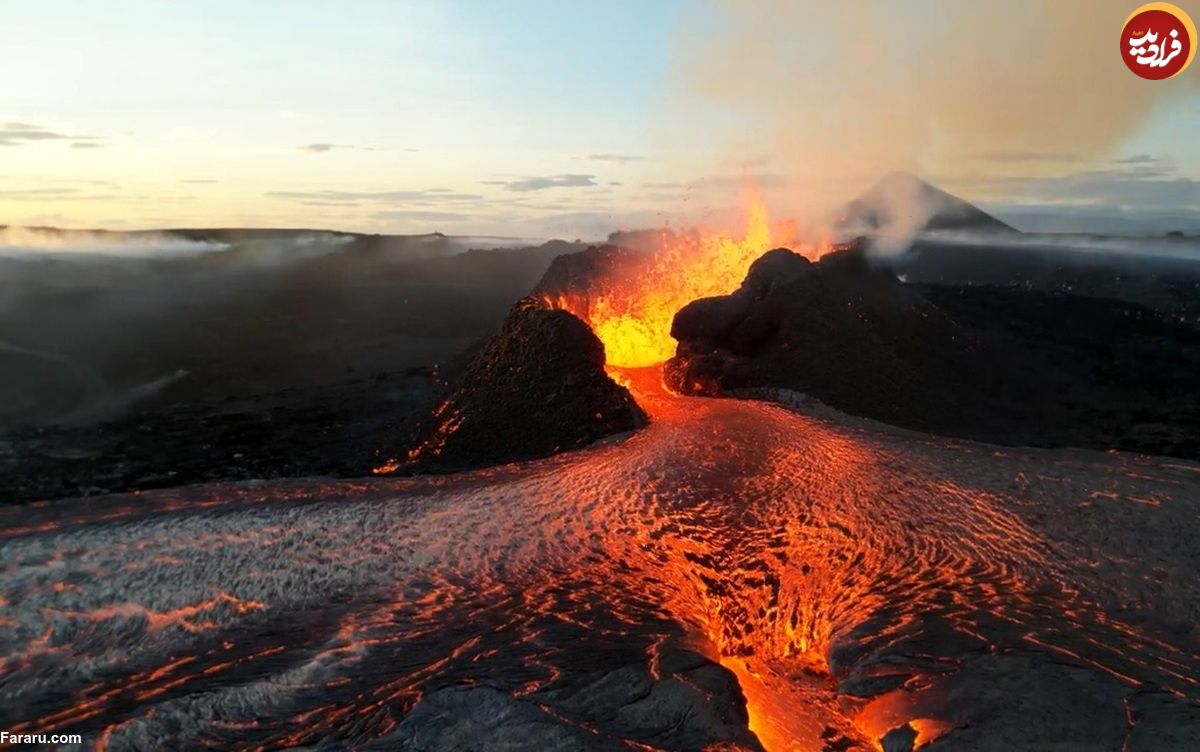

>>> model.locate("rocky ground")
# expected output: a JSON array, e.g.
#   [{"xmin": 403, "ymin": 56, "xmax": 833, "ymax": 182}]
[
  {"xmin": 667, "ymin": 243, "xmax": 1200, "ymax": 461},
  {"xmin": 6, "ymin": 217, "xmax": 1200, "ymax": 503},
  {"xmin": 0, "ymin": 368, "xmax": 443, "ymax": 503},
  {"xmin": 3, "ymin": 368, "xmax": 1197, "ymax": 751},
  {"xmin": 1, "ymin": 296, "xmax": 647, "ymax": 503}
]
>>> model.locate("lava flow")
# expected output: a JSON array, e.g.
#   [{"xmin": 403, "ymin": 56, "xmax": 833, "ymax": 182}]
[
  {"xmin": 545, "ymin": 195, "xmax": 823, "ymax": 368},
  {"xmin": 2, "ymin": 367, "xmax": 1199, "ymax": 750}
]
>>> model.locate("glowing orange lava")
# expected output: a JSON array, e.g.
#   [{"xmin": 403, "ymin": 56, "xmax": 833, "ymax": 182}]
[{"xmin": 548, "ymin": 194, "xmax": 826, "ymax": 368}]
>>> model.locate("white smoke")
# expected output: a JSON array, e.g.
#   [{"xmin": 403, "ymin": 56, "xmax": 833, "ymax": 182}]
[
  {"xmin": 921, "ymin": 229, "xmax": 1200, "ymax": 262},
  {"xmin": 0, "ymin": 226, "xmax": 230, "ymax": 258},
  {"xmin": 669, "ymin": 0, "xmax": 1200, "ymax": 222}
]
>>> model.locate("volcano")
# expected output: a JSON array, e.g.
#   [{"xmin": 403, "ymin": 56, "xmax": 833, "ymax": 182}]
[
  {"xmin": 837, "ymin": 171, "xmax": 1017, "ymax": 238},
  {"xmin": 4, "ymin": 183, "xmax": 1200, "ymax": 752}
]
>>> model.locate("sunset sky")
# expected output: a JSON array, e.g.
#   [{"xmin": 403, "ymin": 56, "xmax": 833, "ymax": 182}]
[{"xmin": 5, "ymin": 0, "xmax": 1200, "ymax": 238}]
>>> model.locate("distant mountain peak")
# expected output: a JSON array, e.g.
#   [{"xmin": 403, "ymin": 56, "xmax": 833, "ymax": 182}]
[{"xmin": 838, "ymin": 172, "xmax": 1017, "ymax": 245}]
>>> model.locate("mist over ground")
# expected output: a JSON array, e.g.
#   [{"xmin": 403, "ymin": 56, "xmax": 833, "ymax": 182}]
[{"xmin": 0, "ymin": 228, "xmax": 580, "ymax": 426}]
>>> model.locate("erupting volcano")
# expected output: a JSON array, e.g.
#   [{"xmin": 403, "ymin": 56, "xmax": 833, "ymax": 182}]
[
  {"xmin": 542, "ymin": 196, "xmax": 825, "ymax": 368},
  {"xmin": 9, "ymin": 3, "xmax": 1200, "ymax": 749},
  {"xmin": 4, "ymin": 189, "xmax": 1200, "ymax": 751}
]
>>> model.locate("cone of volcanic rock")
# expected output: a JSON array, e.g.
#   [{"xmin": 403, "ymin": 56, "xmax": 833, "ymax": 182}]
[
  {"xmin": 407, "ymin": 298, "xmax": 646, "ymax": 470},
  {"xmin": 665, "ymin": 243, "xmax": 1001, "ymax": 434}
]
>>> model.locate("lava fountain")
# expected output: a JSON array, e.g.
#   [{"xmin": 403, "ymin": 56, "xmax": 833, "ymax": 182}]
[{"xmin": 545, "ymin": 194, "xmax": 825, "ymax": 368}]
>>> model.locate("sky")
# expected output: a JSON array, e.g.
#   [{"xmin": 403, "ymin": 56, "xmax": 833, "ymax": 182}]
[{"xmin": 4, "ymin": 0, "xmax": 1200, "ymax": 239}]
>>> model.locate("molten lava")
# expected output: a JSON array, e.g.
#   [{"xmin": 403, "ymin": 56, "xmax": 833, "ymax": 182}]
[{"xmin": 547, "ymin": 195, "xmax": 824, "ymax": 368}]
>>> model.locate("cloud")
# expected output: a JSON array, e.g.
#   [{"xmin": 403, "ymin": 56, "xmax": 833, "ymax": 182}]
[
  {"xmin": 180, "ymin": 179, "xmax": 218, "ymax": 184},
  {"xmin": 0, "ymin": 188, "xmax": 84, "ymax": 200},
  {"xmin": 298, "ymin": 143, "xmax": 375, "ymax": 153},
  {"xmin": 370, "ymin": 210, "xmax": 477, "ymax": 223},
  {"xmin": 483, "ymin": 174, "xmax": 598, "ymax": 192},
  {"xmin": 0, "ymin": 188, "xmax": 194, "ymax": 203},
  {"xmin": 267, "ymin": 188, "xmax": 483, "ymax": 207},
  {"xmin": 980, "ymin": 162, "xmax": 1178, "ymax": 192},
  {"xmin": 977, "ymin": 151, "xmax": 1080, "ymax": 164},
  {"xmin": 1013, "ymin": 171, "xmax": 1200, "ymax": 209},
  {"xmin": 674, "ymin": 0, "xmax": 1200, "ymax": 208},
  {"xmin": 585, "ymin": 154, "xmax": 647, "ymax": 164},
  {"xmin": 967, "ymin": 162, "xmax": 1200, "ymax": 232},
  {"xmin": 537, "ymin": 209, "xmax": 666, "ymax": 239},
  {"xmin": 990, "ymin": 202, "xmax": 1200, "ymax": 234},
  {"xmin": 70, "ymin": 142, "xmax": 103, "ymax": 150},
  {"xmin": 1113, "ymin": 153, "xmax": 1158, "ymax": 165},
  {"xmin": 0, "ymin": 176, "xmax": 119, "ymax": 187},
  {"xmin": 0, "ymin": 122, "xmax": 101, "ymax": 147}
]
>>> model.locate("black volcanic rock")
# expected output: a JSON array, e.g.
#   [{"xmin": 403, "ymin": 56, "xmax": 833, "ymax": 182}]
[
  {"xmin": 407, "ymin": 298, "xmax": 646, "ymax": 470},
  {"xmin": 881, "ymin": 723, "xmax": 919, "ymax": 752},
  {"xmin": 666, "ymin": 242, "xmax": 1200, "ymax": 459},
  {"xmin": 839, "ymin": 172, "xmax": 1017, "ymax": 236},
  {"xmin": 667, "ymin": 243, "xmax": 996, "ymax": 432},
  {"xmin": 367, "ymin": 644, "xmax": 762, "ymax": 751},
  {"xmin": 533, "ymin": 243, "xmax": 648, "ymax": 303}
]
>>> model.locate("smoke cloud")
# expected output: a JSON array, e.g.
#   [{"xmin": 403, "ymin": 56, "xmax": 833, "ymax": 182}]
[{"xmin": 670, "ymin": 0, "xmax": 1200, "ymax": 215}]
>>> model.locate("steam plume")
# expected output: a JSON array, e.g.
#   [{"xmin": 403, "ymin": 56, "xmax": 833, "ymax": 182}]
[{"xmin": 671, "ymin": 1, "xmax": 1200, "ymax": 205}]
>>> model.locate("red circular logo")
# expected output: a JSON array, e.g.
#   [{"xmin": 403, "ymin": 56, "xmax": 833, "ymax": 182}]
[{"xmin": 1121, "ymin": 3, "xmax": 1196, "ymax": 79}]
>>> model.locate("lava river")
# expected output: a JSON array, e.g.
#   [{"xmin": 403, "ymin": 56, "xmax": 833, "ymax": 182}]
[{"xmin": 2, "ymin": 369, "xmax": 1199, "ymax": 751}]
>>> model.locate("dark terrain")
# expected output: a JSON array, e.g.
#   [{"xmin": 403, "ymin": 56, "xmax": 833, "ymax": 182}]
[
  {"xmin": 402, "ymin": 298, "xmax": 646, "ymax": 473},
  {"xmin": 4, "ymin": 193, "xmax": 1200, "ymax": 749},
  {"xmin": 0, "ymin": 230, "xmax": 576, "ymax": 501},
  {"xmin": 4, "ymin": 182, "xmax": 1200, "ymax": 503},
  {"xmin": 2, "ymin": 368, "xmax": 442, "ymax": 501},
  {"xmin": 667, "ymin": 243, "xmax": 1200, "ymax": 458}
]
